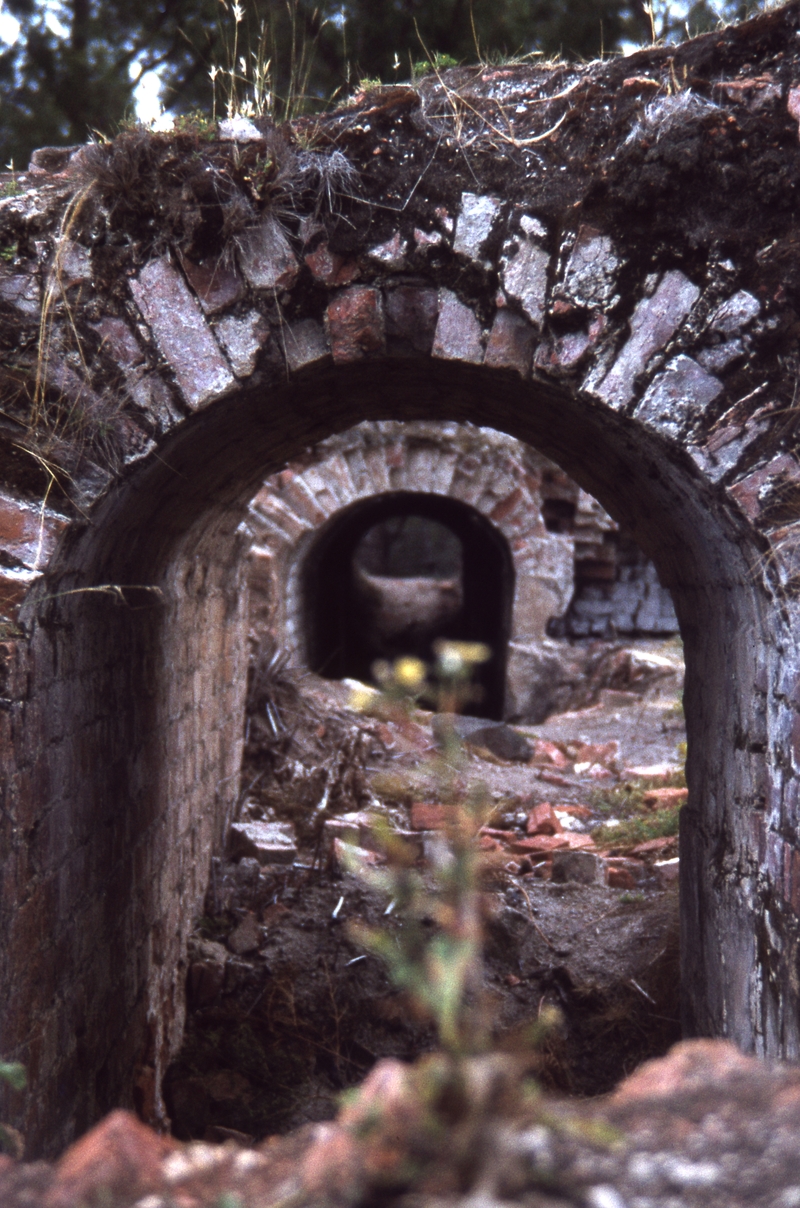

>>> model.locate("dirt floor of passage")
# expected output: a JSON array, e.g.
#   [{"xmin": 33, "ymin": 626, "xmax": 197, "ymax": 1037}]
[{"xmin": 165, "ymin": 638, "xmax": 685, "ymax": 1144}]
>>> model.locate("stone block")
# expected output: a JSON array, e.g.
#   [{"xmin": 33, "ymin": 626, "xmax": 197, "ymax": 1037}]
[
  {"xmin": 50, "ymin": 240, "xmax": 91, "ymax": 289},
  {"xmin": 130, "ymin": 257, "xmax": 236, "ymax": 409},
  {"xmin": 634, "ymin": 355, "xmax": 723, "ymax": 440},
  {"xmin": 551, "ymin": 850, "xmax": 603, "ymax": 884},
  {"xmin": 284, "ymin": 318, "xmax": 331, "ymax": 372},
  {"xmin": 432, "ymin": 289, "xmax": 483, "ymax": 363},
  {"xmin": 654, "ymin": 857, "xmax": 680, "ymax": 887},
  {"xmin": 0, "ymin": 490, "xmax": 66, "ymax": 569},
  {"xmin": 367, "ymin": 231, "xmax": 408, "ymax": 269},
  {"xmin": 226, "ymin": 911, "xmax": 261, "ymax": 955},
  {"xmin": 501, "ymin": 237, "xmax": 550, "ymax": 328},
  {"xmin": 453, "ymin": 192, "xmax": 502, "ymax": 261},
  {"xmin": 304, "ymin": 242, "xmax": 359, "ymax": 286},
  {"xmin": 596, "ymin": 270, "xmax": 700, "ymax": 410},
  {"xmin": 236, "ymin": 216, "xmax": 299, "ymax": 291},
  {"xmin": 228, "ymin": 820, "xmax": 297, "ymax": 864},
  {"xmin": 709, "ymin": 290, "xmax": 760, "ymax": 336},
  {"xmin": 0, "ymin": 272, "xmax": 40, "ymax": 317},
  {"xmin": 384, "ymin": 285, "xmax": 438, "ymax": 353},
  {"xmin": 214, "ymin": 309, "xmax": 270, "ymax": 377},
  {"xmin": 485, "ymin": 309, "xmax": 536, "ymax": 376},
  {"xmin": 93, "ymin": 317, "xmax": 144, "ymax": 369},
  {"xmin": 556, "ymin": 225, "xmax": 619, "ymax": 309},
  {"xmin": 178, "ymin": 252, "xmax": 244, "ymax": 314},
  {"xmin": 326, "ymin": 287, "xmax": 385, "ymax": 362},
  {"xmin": 432, "ymin": 713, "xmax": 532, "ymax": 761},
  {"xmin": 696, "ymin": 340, "xmax": 744, "ymax": 372},
  {"xmin": 729, "ymin": 453, "xmax": 798, "ymax": 522}
]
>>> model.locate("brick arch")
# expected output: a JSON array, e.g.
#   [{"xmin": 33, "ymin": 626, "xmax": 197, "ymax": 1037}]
[
  {"xmin": 245, "ymin": 423, "xmax": 577, "ymax": 715},
  {"xmin": 299, "ymin": 489, "xmax": 516, "ymax": 718},
  {"xmin": 2, "ymin": 3, "xmax": 800, "ymax": 1155}
]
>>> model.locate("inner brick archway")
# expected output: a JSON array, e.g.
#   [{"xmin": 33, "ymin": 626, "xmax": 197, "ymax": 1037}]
[
  {"xmin": 2, "ymin": 2, "xmax": 800, "ymax": 1158},
  {"xmin": 303, "ymin": 491, "xmax": 514, "ymax": 718}
]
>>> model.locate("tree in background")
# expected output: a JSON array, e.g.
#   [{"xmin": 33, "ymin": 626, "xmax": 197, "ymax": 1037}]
[{"xmin": 0, "ymin": 0, "xmax": 769, "ymax": 169}]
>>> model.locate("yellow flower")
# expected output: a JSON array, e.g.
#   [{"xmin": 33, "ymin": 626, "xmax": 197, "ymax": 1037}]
[
  {"xmin": 392, "ymin": 656, "xmax": 427, "ymax": 692},
  {"xmin": 434, "ymin": 640, "xmax": 491, "ymax": 675}
]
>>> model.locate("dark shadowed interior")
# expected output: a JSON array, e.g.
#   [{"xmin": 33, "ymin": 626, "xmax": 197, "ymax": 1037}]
[{"xmin": 302, "ymin": 491, "xmax": 515, "ymax": 718}]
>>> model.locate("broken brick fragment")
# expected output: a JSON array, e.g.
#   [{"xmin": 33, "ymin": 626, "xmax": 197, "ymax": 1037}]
[{"xmin": 526, "ymin": 802, "xmax": 563, "ymax": 836}]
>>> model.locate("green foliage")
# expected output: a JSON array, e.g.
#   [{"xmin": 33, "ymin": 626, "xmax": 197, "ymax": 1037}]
[
  {"xmin": 0, "ymin": 241, "xmax": 18, "ymax": 261},
  {"xmin": 0, "ymin": 1062, "xmax": 26, "ymax": 1092},
  {"xmin": 348, "ymin": 643, "xmax": 496, "ymax": 1055},
  {"xmin": 589, "ymin": 774, "xmax": 683, "ymax": 851},
  {"xmin": 0, "ymin": 0, "xmax": 772, "ymax": 168},
  {"xmin": 0, "ymin": 1061, "xmax": 26, "ymax": 1159}
]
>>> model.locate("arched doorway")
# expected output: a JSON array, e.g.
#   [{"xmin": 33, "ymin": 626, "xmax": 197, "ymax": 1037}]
[{"xmin": 302, "ymin": 491, "xmax": 514, "ymax": 718}]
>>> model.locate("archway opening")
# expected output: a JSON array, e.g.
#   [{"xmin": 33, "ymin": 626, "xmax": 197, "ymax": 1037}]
[
  {"xmin": 302, "ymin": 492, "xmax": 514, "ymax": 719},
  {"xmin": 14, "ymin": 355, "xmax": 773, "ymax": 1155}
]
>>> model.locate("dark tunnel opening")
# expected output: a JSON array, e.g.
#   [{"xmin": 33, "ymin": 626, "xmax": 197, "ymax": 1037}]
[{"xmin": 302, "ymin": 492, "xmax": 514, "ymax": 719}]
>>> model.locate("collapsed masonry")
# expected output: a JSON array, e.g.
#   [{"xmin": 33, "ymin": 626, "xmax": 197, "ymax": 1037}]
[
  {"xmin": 2, "ymin": 0, "xmax": 800, "ymax": 1157},
  {"xmin": 245, "ymin": 419, "xmax": 678, "ymax": 720}
]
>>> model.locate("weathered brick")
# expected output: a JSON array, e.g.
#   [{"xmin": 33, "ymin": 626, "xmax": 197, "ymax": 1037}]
[
  {"xmin": 501, "ymin": 234, "xmax": 549, "ymax": 328},
  {"xmin": 304, "ymin": 242, "xmax": 359, "ymax": 286},
  {"xmin": 178, "ymin": 252, "xmax": 244, "ymax": 314},
  {"xmin": 595, "ymin": 270, "xmax": 700, "ymax": 410},
  {"xmin": 367, "ymin": 231, "xmax": 408, "ymax": 270},
  {"xmin": 635, "ymin": 355, "xmax": 723, "ymax": 440},
  {"xmin": 0, "ymin": 490, "xmax": 66, "ymax": 569},
  {"xmin": 556, "ymin": 225, "xmax": 619, "ymax": 309},
  {"xmin": 214, "ymin": 309, "xmax": 270, "ymax": 377},
  {"xmin": 484, "ymin": 308, "xmax": 536, "ymax": 375},
  {"xmin": 384, "ymin": 286, "xmax": 438, "ymax": 354},
  {"xmin": 326, "ymin": 287, "xmax": 385, "ymax": 362},
  {"xmin": 236, "ymin": 216, "xmax": 299, "ymax": 291},
  {"xmin": 130, "ymin": 257, "xmax": 236, "ymax": 409},
  {"xmin": 283, "ymin": 318, "xmax": 330, "ymax": 372},
  {"xmin": 453, "ymin": 193, "xmax": 502, "ymax": 261},
  {"xmin": 432, "ymin": 290, "xmax": 483, "ymax": 363},
  {"xmin": 729, "ymin": 454, "xmax": 799, "ymax": 522}
]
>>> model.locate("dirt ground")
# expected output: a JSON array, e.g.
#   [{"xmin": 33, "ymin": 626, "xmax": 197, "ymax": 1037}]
[{"xmin": 165, "ymin": 637, "xmax": 685, "ymax": 1144}]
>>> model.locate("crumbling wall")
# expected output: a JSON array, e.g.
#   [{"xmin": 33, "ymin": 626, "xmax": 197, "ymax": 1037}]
[{"xmin": 0, "ymin": 1, "xmax": 800, "ymax": 1155}]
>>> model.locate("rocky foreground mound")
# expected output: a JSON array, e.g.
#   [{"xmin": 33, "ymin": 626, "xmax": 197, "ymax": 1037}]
[{"xmin": 3, "ymin": 1039, "xmax": 800, "ymax": 1207}]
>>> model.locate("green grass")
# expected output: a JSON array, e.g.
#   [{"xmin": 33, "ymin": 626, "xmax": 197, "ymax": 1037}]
[{"xmin": 589, "ymin": 773, "xmax": 685, "ymax": 851}]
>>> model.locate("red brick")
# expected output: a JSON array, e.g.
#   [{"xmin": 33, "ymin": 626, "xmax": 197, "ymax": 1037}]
[
  {"xmin": 729, "ymin": 453, "xmax": 799, "ymax": 522},
  {"xmin": 643, "ymin": 787, "xmax": 688, "ymax": 810},
  {"xmin": 526, "ymin": 802, "xmax": 563, "ymax": 836},
  {"xmin": 410, "ymin": 802, "xmax": 455, "ymax": 830},
  {"xmin": 178, "ymin": 251, "xmax": 244, "ymax": 314},
  {"xmin": 326, "ymin": 287, "xmax": 386, "ymax": 362},
  {"xmin": 46, "ymin": 1110, "xmax": 174, "ymax": 1207},
  {"xmin": 510, "ymin": 834, "xmax": 570, "ymax": 855},
  {"xmin": 608, "ymin": 866, "xmax": 636, "ymax": 889},
  {"xmin": 304, "ymin": 241, "xmax": 359, "ymax": 286},
  {"xmin": 532, "ymin": 740, "xmax": 568, "ymax": 768},
  {"xmin": 384, "ymin": 285, "xmax": 438, "ymax": 353},
  {"xmin": 484, "ymin": 308, "xmax": 535, "ymax": 376}
]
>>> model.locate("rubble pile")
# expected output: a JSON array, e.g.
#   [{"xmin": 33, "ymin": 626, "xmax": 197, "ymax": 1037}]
[{"xmin": 5, "ymin": 1040, "xmax": 800, "ymax": 1206}]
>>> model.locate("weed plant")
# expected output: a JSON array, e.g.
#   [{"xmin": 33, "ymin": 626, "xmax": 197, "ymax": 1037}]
[
  {"xmin": 0, "ymin": 1060, "xmax": 26, "ymax": 1157},
  {"xmin": 589, "ymin": 769, "xmax": 685, "ymax": 851},
  {"xmin": 348, "ymin": 642, "xmax": 557, "ymax": 1058}
]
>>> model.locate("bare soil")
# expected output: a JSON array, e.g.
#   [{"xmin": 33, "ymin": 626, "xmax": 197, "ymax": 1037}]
[{"xmin": 165, "ymin": 638, "xmax": 685, "ymax": 1144}]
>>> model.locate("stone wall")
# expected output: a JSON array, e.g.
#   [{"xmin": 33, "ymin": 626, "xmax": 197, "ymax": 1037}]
[{"xmin": 0, "ymin": 3, "xmax": 799, "ymax": 1155}]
